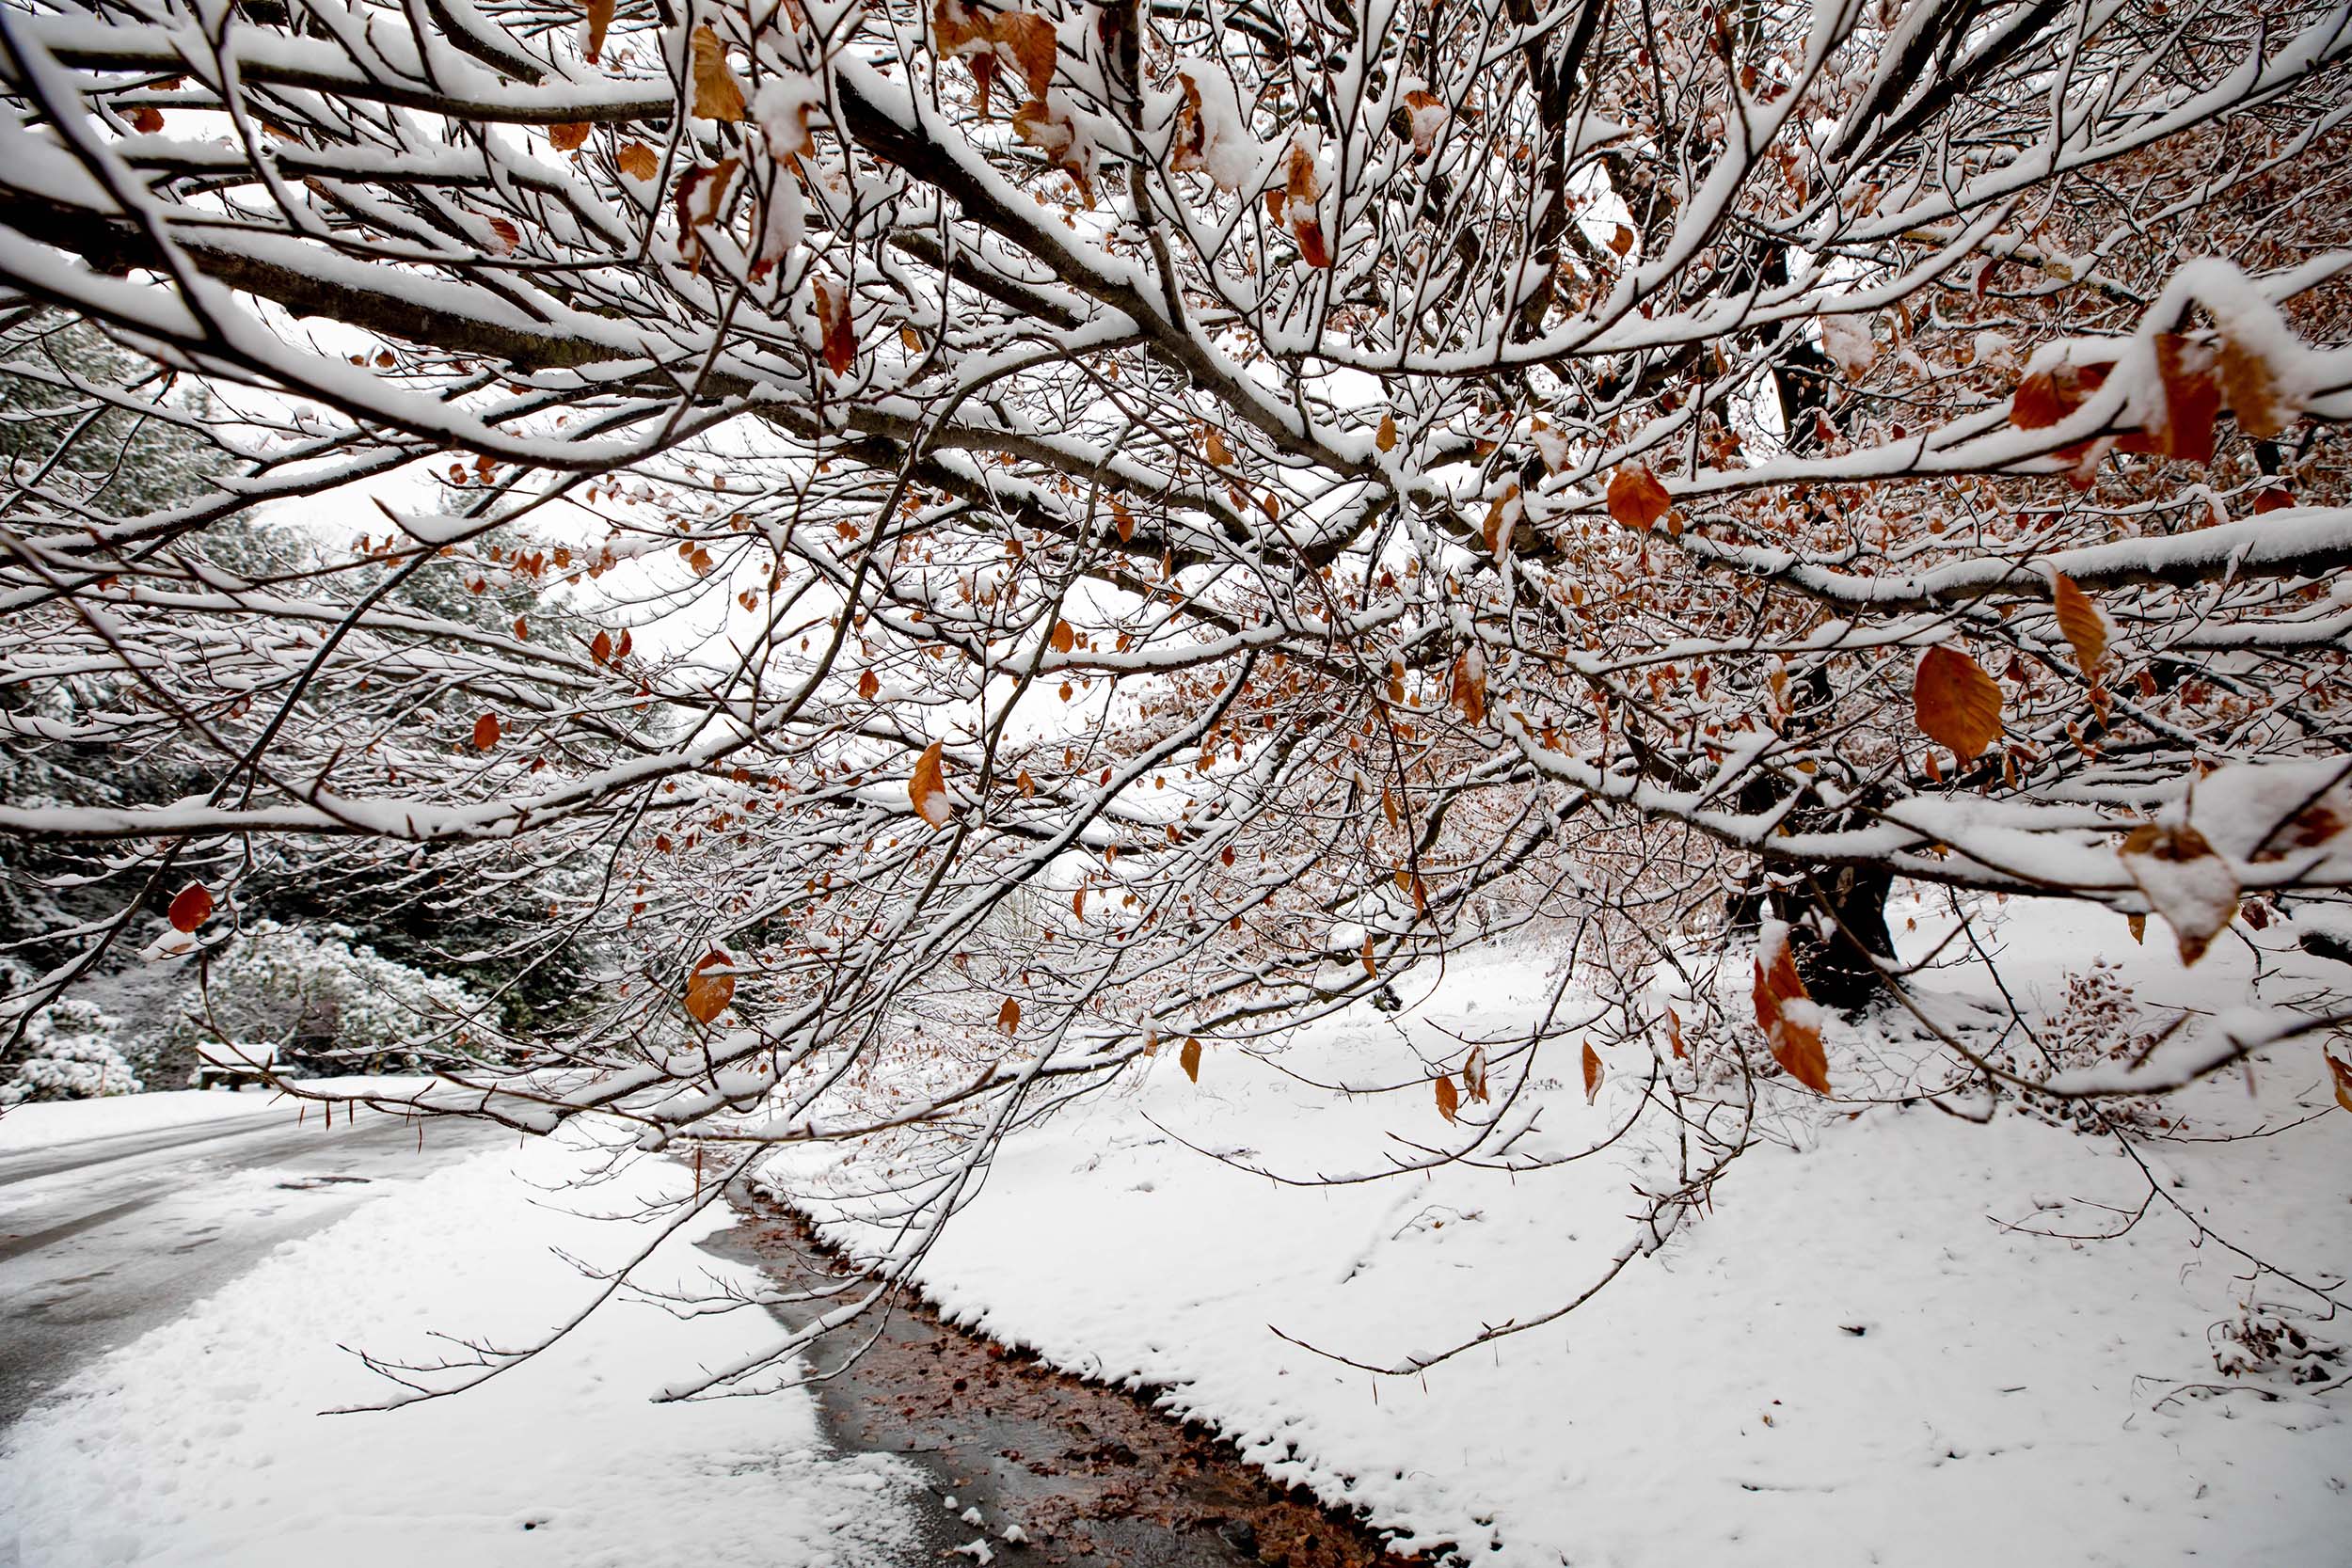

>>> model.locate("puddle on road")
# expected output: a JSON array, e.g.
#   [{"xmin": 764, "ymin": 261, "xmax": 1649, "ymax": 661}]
[{"xmin": 705, "ymin": 1187, "xmax": 1440, "ymax": 1568}]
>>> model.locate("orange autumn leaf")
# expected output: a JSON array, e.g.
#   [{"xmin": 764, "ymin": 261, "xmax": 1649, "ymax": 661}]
[
  {"xmin": 583, "ymin": 0, "xmax": 614, "ymax": 61},
  {"xmin": 1581, "ymin": 1041, "xmax": 1604, "ymax": 1103},
  {"xmin": 812, "ymin": 277, "xmax": 856, "ymax": 376},
  {"xmin": 1483, "ymin": 485, "xmax": 1518, "ymax": 556},
  {"xmin": 990, "ymin": 10, "xmax": 1057, "ymax": 97},
  {"xmin": 2010, "ymin": 361, "xmax": 2119, "ymax": 481},
  {"xmin": 1606, "ymin": 463, "xmax": 1671, "ymax": 531},
  {"xmin": 857, "ymin": 668, "xmax": 880, "ymax": 700},
  {"xmin": 1049, "ymin": 619, "xmax": 1076, "ymax": 654},
  {"xmin": 690, "ymin": 25, "xmax": 747, "ymax": 121},
  {"xmin": 2050, "ymin": 572, "xmax": 2107, "ymax": 674},
  {"xmin": 672, "ymin": 156, "xmax": 739, "ymax": 272},
  {"xmin": 167, "ymin": 881, "xmax": 214, "ymax": 933},
  {"xmin": 909, "ymin": 740, "xmax": 953, "ymax": 827},
  {"xmin": 997, "ymin": 995, "xmax": 1022, "ymax": 1035},
  {"xmin": 682, "ymin": 950, "xmax": 736, "ymax": 1024},
  {"xmin": 2328, "ymin": 1053, "xmax": 2352, "ymax": 1116},
  {"xmin": 1450, "ymin": 647, "xmax": 1486, "ymax": 724},
  {"xmin": 1180, "ymin": 1035, "xmax": 1201, "ymax": 1083},
  {"xmin": 616, "ymin": 141, "xmax": 660, "ymax": 181},
  {"xmin": 931, "ymin": 0, "xmax": 984, "ymax": 55},
  {"xmin": 549, "ymin": 121, "xmax": 591, "ymax": 152},
  {"xmin": 2119, "ymin": 821, "xmax": 2238, "ymax": 967},
  {"xmin": 1914, "ymin": 645, "xmax": 2003, "ymax": 761},
  {"xmin": 1463, "ymin": 1046, "xmax": 1489, "ymax": 1102},
  {"xmin": 2217, "ymin": 333, "xmax": 2293, "ymax": 439},
  {"xmin": 1281, "ymin": 142, "xmax": 1330, "ymax": 267},
  {"xmin": 472, "ymin": 711, "xmax": 501, "ymax": 751},
  {"xmin": 1435, "ymin": 1072, "xmax": 1459, "ymax": 1123},
  {"xmin": 1400, "ymin": 87, "xmax": 1447, "ymax": 156},
  {"xmin": 1010, "ymin": 97, "xmax": 1093, "ymax": 207},
  {"xmin": 1753, "ymin": 929, "xmax": 1831, "ymax": 1094},
  {"xmin": 2009, "ymin": 360, "xmax": 2110, "ymax": 430},
  {"xmin": 2151, "ymin": 334, "xmax": 2219, "ymax": 464},
  {"xmin": 1375, "ymin": 412, "xmax": 1397, "ymax": 452}
]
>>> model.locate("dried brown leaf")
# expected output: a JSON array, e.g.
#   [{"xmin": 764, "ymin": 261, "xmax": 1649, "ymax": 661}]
[
  {"xmin": 910, "ymin": 739, "xmax": 953, "ymax": 827},
  {"xmin": 1606, "ymin": 463, "xmax": 1670, "ymax": 531},
  {"xmin": 1753, "ymin": 934, "xmax": 1831, "ymax": 1095},
  {"xmin": 1914, "ymin": 645, "xmax": 2003, "ymax": 762},
  {"xmin": 2217, "ymin": 333, "xmax": 2293, "ymax": 439},
  {"xmin": 616, "ymin": 140, "xmax": 660, "ymax": 181},
  {"xmin": 2119, "ymin": 821, "xmax": 2238, "ymax": 966},
  {"xmin": 690, "ymin": 25, "xmax": 748, "ymax": 121},
  {"xmin": 683, "ymin": 950, "xmax": 736, "ymax": 1024},
  {"xmin": 2050, "ymin": 572, "xmax": 2107, "ymax": 674},
  {"xmin": 2151, "ymin": 334, "xmax": 2219, "ymax": 464}
]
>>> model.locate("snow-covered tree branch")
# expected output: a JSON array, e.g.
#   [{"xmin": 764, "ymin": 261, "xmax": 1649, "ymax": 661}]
[{"xmin": 2, "ymin": 0, "xmax": 2349, "ymax": 1380}]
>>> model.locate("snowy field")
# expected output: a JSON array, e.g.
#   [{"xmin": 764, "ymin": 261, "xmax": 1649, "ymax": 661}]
[
  {"xmin": 772, "ymin": 895, "xmax": 2352, "ymax": 1566},
  {"xmin": 0, "ymin": 1126, "xmax": 922, "ymax": 1568}
]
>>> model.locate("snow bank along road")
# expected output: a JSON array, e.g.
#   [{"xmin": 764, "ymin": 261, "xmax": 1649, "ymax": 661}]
[{"xmin": 0, "ymin": 1092, "xmax": 503, "ymax": 1428}]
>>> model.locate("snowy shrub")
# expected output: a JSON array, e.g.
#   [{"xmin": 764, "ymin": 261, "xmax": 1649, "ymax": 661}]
[
  {"xmin": 174, "ymin": 921, "xmax": 494, "ymax": 1072},
  {"xmin": 1, "ymin": 998, "xmax": 141, "ymax": 1102},
  {"xmin": 2212, "ymin": 1300, "xmax": 2344, "ymax": 1388},
  {"xmin": 1993, "ymin": 963, "xmax": 2169, "ymax": 1132}
]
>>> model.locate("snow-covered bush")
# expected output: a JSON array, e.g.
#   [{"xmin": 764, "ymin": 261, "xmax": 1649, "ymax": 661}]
[
  {"xmin": 2212, "ymin": 1300, "xmax": 2344, "ymax": 1388},
  {"xmin": 1999, "ymin": 963, "xmax": 2169, "ymax": 1132},
  {"xmin": 174, "ymin": 921, "xmax": 493, "ymax": 1072},
  {"xmin": 1, "ymin": 998, "xmax": 141, "ymax": 1102}
]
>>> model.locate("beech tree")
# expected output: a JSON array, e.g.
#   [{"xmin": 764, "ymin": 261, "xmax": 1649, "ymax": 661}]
[{"xmin": 1, "ymin": 0, "xmax": 2349, "ymax": 1384}]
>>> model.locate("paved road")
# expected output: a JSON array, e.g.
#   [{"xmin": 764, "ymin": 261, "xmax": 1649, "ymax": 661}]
[{"xmin": 0, "ymin": 1103, "xmax": 503, "ymax": 1428}]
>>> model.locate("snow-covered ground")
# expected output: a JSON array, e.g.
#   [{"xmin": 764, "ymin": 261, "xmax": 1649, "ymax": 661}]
[
  {"xmin": 5, "ymin": 897, "xmax": 2344, "ymax": 1567},
  {"xmin": 0, "ymin": 1077, "xmax": 432, "ymax": 1154},
  {"xmin": 0, "ymin": 1126, "xmax": 923, "ymax": 1568},
  {"xmin": 772, "ymin": 895, "xmax": 2352, "ymax": 1565}
]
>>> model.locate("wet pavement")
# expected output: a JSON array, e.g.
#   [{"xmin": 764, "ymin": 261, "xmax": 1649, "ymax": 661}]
[{"xmin": 704, "ymin": 1185, "xmax": 1437, "ymax": 1568}]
